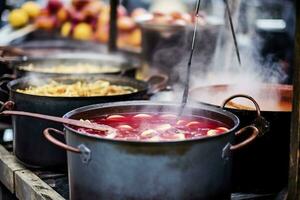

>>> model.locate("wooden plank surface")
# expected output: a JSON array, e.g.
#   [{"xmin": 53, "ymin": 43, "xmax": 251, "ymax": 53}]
[
  {"xmin": 15, "ymin": 170, "xmax": 65, "ymax": 200},
  {"xmin": 288, "ymin": 0, "xmax": 300, "ymax": 199},
  {"xmin": 0, "ymin": 145, "xmax": 24, "ymax": 193},
  {"xmin": 0, "ymin": 144, "xmax": 65, "ymax": 200}
]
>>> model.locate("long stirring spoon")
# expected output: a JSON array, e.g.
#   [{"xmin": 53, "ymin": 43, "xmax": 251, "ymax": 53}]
[
  {"xmin": 1, "ymin": 110, "xmax": 117, "ymax": 134},
  {"xmin": 178, "ymin": 0, "xmax": 202, "ymax": 116}
]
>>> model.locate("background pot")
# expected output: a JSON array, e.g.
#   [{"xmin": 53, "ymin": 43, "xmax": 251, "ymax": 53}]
[
  {"xmin": 5, "ymin": 74, "xmax": 167, "ymax": 168},
  {"xmin": 43, "ymin": 100, "xmax": 261, "ymax": 200},
  {"xmin": 189, "ymin": 84, "xmax": 291, "ymax": 193}
]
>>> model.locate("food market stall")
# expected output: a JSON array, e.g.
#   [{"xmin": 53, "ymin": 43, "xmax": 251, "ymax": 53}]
[{"xmin": 0, "ymin": 0, "xmax": 298, "ymax": 199}]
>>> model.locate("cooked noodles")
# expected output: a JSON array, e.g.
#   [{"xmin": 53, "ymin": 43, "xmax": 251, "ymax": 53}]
[{"xmin": 17, "ymin": 80, "xmax": 137, "ymax": 97}]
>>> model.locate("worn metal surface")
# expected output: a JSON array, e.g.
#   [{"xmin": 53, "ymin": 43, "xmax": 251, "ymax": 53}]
[
  {"xmin": 59, "ymin": 101, "xmax": 239, "ymax": 200},
  {"xmin": 288, "ymin": 0, "xmax": 300, "ymax": 199},
  {"xmin": 15, "ymin": 170, "xmax": 64, "ymax": 200}
]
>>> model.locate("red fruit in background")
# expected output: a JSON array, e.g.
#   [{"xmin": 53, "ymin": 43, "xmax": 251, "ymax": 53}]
[
  {"xmin": 117, "ymin": 5, "xmax": 127, "ymax": 17},
  {"xmin": 35, "ymin": 15, "xmax": 56, "ymax": 30},
  {"xmin": 95, "ymin": 27, "xmax": 109, "ymax": 43},
  {"xmin": 56, "ymin": 7, "xmax": 69, "ymax": 22},
  {"xmin": 72, "ymin": 0, "xmax": 91, "ymax": 10},
  {"xmin": 81, "ymin": 1, "xmax": 103, "ymax": 18},
  {"xmin": 47, "ymin": 0, "xmax": 63, "ymax": 13},
  {"xmin": 69, "ymin": 7, "xmax": 85, "ymax": 23},
  {"xmin": 117, "ymin": 16, "xmax": 136, "ymax": 31},
  {"xmin": 40, "ymin": 8, "xmax": 50, "ymax": 16}
]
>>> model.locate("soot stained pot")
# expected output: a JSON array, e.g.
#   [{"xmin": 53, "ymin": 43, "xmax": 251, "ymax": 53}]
[
  {"xmin": 189, "ymin": 84, "xmax": 291, "ymax": 193},
  {"xmin": 3, "ymin": 74, "xmax": 167, "ymax": 168},
  {"xmin": 43, "ymin": 99, "xmax": 262, "ymax": 200},
  {"xmin": 0, "ymin": 52, "xmax": 139, "ymax": 79}
]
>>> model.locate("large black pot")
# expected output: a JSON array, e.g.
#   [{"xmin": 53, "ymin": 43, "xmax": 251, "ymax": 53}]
[
  {"xmin": 4, "ymin": 74, "xmax": 166, "ymax": 168},
  {"xmin": 189, "ymin": 84, "xmax": 291, "ymax": 193},
  {"xmin": 13, "ymin": 55, "xmax": 138, "ymax": 78},
  {"xmin": 43, "ymin": 100, "xmax": 262, "ymax": 200}
]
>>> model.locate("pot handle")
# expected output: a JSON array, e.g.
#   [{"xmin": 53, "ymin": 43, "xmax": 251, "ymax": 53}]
[
  {"xmin": 43, "ymin": 128, "xmax": 81, "ymax": 153},
  {"xmin": 230, "ymin": 125, "xmax": 259, "ymax": 150},
  {"xmin": 0, "ymin": 101, "xmax": 14, "ymax": 112},
  {"xmin": 221, "ymin": 94, "xmax": 270, "ymax": 137},
  {"xmin": 145, "ymin": 74, "xmax": 168, "ymax": 95},
  {"xmin": 0, "ymin": 75, "xmax": 15, "ymax": 97}
]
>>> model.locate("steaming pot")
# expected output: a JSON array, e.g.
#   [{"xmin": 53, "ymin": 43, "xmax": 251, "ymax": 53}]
[
  {"xmin": 3, "ymin": 75, "xmax": 167, "ymax": 168},
  {"xmin": 43, "ymin": 100, "xmax": 263, "ymax": 200},
  {"xmin": 189, "ymin": 84, "xmax": 291, "ymax": 193}
]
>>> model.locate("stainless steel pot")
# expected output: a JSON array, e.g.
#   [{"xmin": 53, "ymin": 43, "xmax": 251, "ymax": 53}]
[{"xmin": 43, "ymin": 97, "xmax": 264, "ymax": 200}]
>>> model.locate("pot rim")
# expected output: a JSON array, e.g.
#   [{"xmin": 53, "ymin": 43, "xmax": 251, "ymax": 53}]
[
  {"xmin": 7, "ymin": 75, "xmax": 148, "ymax": 99},
  {"xmin": 62, "ymin": 100, "xmax": 240, "ymax": 144},
  {"xmin": 189, "ymin": 83, "xmax": 292, "ymax": 113}
]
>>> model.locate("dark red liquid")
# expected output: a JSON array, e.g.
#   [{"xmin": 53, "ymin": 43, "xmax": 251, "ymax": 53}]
[{"xmin": 76, "ymin": 113, "xmax": 230, "ymax": 141}]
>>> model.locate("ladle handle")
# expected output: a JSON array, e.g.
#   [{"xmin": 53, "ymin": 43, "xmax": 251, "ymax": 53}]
[{"xmin": 2, "ymin": 110, "xmax": 78, "ymax": 125}]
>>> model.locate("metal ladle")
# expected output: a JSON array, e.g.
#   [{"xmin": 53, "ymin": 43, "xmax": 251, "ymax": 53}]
[{"xmin": 0, "ymin": 101, "xmax": 117, "ymax": 134}]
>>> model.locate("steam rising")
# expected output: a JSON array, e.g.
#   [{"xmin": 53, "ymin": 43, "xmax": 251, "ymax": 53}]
[{"xmin": 149, "ymin": 2, "xmax": 288, "ymax": 110}]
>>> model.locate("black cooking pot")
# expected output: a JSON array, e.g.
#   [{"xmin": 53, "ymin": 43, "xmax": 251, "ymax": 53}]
[
  {"xmin": 189, "ymin": 84, "xmax": 291, "ymax": 193},
  {"xmin": 0, "ymin": 50, "xmax": 140, "ymax": 80},
  {"xmin": 2, "ymin": 74, "xmax": 167, "ymax": 168},
  {"xmin": 16, "ymin": 56, "xmax": 137, "ymax": 78},
  {"xmin": 43, "ymin": 99, "xmax": 263, "ymax": 200}
]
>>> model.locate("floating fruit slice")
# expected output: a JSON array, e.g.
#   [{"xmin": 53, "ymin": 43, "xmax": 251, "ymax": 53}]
[
  {"xmin": 117, "ymin": 125, "xmax": 133, "ymax": 131},
  {"xmin": 160, "ymin": 133, "xmax": 185, "ymax": 140},
  {"xmin": 106, "ymin": 115, "xmax": 126, "ymax": 121},
  {"xmin": 132, "ymin": 114, "xmax": 152, "ymax": 120},
  {"xmin": 176, "ymin": 120, "xmax": 187, "ymax": 126},
  {"xmin": 141, "ymin": 129, "xmax": 157, "ymax": 137},
  {"xmin": 148, "ymin": 135, "xmax": 160, "ymax": 142},
  {"xmin": 156, "ymin": 124, "xmax": 172, "ymax": 132},
  {"xmin": 186, "ymin": 121, "xmax": 207, "ymax": 129},
  {"xmin": 105, "ymin": 132, "xmax": 117, "ymax": 139},
  {"xmin": 207, "ymin": 129, "xmax": 218, "ymax": 136},
  {"xmin": 216, "ymin": 127, "xmax": 229, "ymax": 133},
  {"xmin": 159, "ymin": 114, "xmax": 177, "ymax": 120}
]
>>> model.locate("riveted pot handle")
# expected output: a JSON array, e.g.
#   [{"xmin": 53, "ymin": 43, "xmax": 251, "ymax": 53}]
[
  {"xmin": 222, "ymin": 94, "xmax": 270, "ymax": 137},
  {"xmin": 222, "ymin": 94, "xmax": 261, "ymax": 117},
  {"xmin": 43, "ymin": 128, "xmax": 81, "ymax": 154},
  {"xmin": 145, "ymin": 74, "xmax": 168, "ymax": 95},
  {"xmin": 230, "ymin": 125, "xmax": 259, "ymax": 150}
]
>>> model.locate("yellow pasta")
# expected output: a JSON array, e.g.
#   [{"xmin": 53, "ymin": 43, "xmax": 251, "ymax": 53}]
[{"xmin": 17, "ymin": 80, "xmax": 137, "ymax": 97}]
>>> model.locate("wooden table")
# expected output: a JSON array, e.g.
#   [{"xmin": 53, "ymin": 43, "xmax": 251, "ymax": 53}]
[{"xmin": 0, "ymin": 144, "xmax": 65, "ymax": 200}]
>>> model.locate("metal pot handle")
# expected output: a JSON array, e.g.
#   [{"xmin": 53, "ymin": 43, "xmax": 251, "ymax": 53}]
[
  {"xmin": 221, "ymin": 94, "xmax": 269, "ymax": 152},
  {"xmin": 221, "ymin": 94, "xmax": 261, "ymax": 116},
  {"xmin": 230, "ymin": 125, "xmax": 259, "ymax": 150},
  {"xmin": 43, "ymin": 128, "xmax": 81, "ymax": 153},
  {"xmin": 0, "ymin": 101, "xmax": 14, "ymax": 112},
  {"xmin": 222, "ymin": 94, "xmax": 269, "ymax": 137},
  {"xmin": 0, "ymin": 76, "xmax": 14, "ymax": 97},
  {"xmin": 145, "ymin": 74, "xmax": 168, "ymax": 95}
]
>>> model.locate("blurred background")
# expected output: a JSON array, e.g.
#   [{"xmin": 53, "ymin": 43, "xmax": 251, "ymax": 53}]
[{"xmin": 0, "ymin": 0, "xmax": 295, "ymax": 84}]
